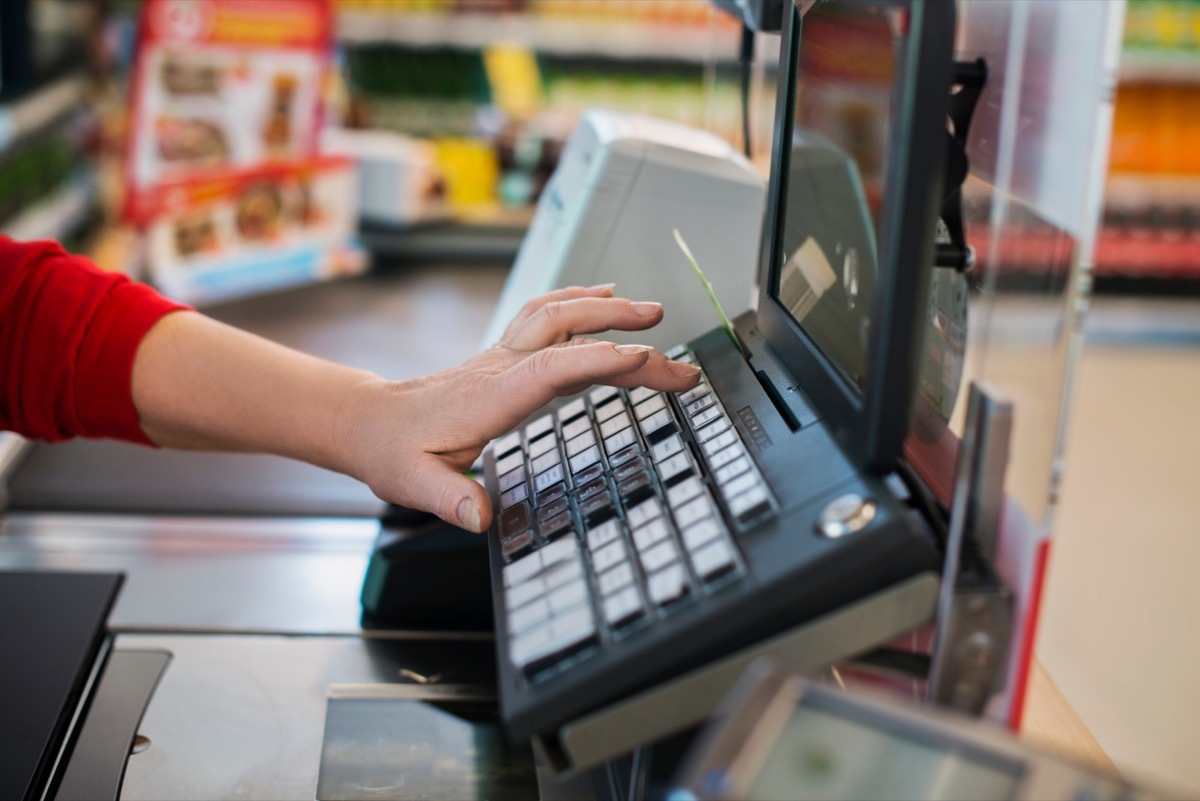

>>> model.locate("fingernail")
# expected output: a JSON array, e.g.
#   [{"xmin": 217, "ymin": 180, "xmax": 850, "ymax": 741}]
[
  {"xmin": 614, "ymin": 343, "xmax": 654, "ymax": 355},
  {"xmin": 630, "ymin": 301, "xmax": 662, "ymax": 317},
  {"xmin": 588, "ymin": 282, "xmax": 615, "ymax": 294},
  {"xmin": 668, "ymin": 360, "xmax": 702, "ymax": 378},
  {"xmin": 457, "ymin": 497, "xmax": 482, "ymax": 532}
]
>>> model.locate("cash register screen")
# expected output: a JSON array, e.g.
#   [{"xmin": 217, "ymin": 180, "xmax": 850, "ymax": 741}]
[
  {"xmin": 770, "ymin": 0, "xmax": 899, "ymax": 392},
  {"xmin": 746, "ymin": 703, "xmax": 1022, "ymax": 801}
]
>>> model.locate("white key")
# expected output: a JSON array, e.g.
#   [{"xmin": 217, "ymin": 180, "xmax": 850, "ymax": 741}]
[
  {"xmin": 495, "ymin": 451, "xmax": 524, "ymax": 477},
  {"xmin": 566, "ymin": 430, "xmax": 597, "ymax": 457},
  {"xmin": 692, "ymin": 538, "xmax": 736, "ymax": 579},
  {"xmin": 716, "ymin": 456, "xmax": 752, "ymax": 484},
  {"xmin": 603, "ymin": 586, "xmax": 644, "ymax": 628},
  {"xmin": 506, "ymin": 577, "xmax": 546, "ymax": 609},
  {"xmin": 548, "ymin": 580, "xmax": 589, "ymax": 614},
  {"xmin": 587, "ymin": 519, "xmax": 623, "ymax": 550},
  {"xmin": 530, "ymin": 449, "xmax": 561, "ymax": 474},
  {"xmin": 524, "ymin": 414, "xmax": 554, "ymax": 441},
  {"xmin": 589, "ymin": 385, "xmax": 620, "ymax": 406},
  {"xmin": 562, "ymin": 415, "xmax": 592, "ymax": 441},
  {"xmin": 509, "ymin": 599, "xmax": 550, "ymax": 633},
  {"xmin": 626, "ymin": 498, "xmax": 663, "ymax": 528},
  {"xmin": 685, "ymin": 394, "xmax": 716, "ymax": 416},
  {"xmin": 729, "ymin": 485, "xmax": 771, "ymax": 520},
  {"xmin": 634, "ymin": 394, "xmax": 667, "ymax": 420},
  {"xmin": 600, "ymin": 411, "xmax": 631, "ymax": 439},
  {"xmin": 632, "ymin": 517, "xmax": 670, "ymax": 552},
  {"xmin": 639, "ymin": 409, "xmax": 674, "ymax": 438},
  {"xmin": 599, "ymin": 562, "xmax": 635, "ymax": 595},
  {"xmin": 667, "ymin": 476, "xmax": 703, "ymax": 508},
  {"xmin": 540, "ymin": 536, "xmax": 579, "ymax": 567},
  {"xmin": 592, "ymin": 539, "xmax": 628, "ymax": 573},
  {"xmin": 503, "ymin": 550, "xmax": 542, "ymax": 587},
  {"xmin": 648, "ymin": 564, "xmax": 688, "ymax": 606},
  {"xmin": 492, "ymin": 431, "xmax": 522, "ymax": 458},
  {"xmin": 708, "ymin": 443, "xmax": 746, "ymax": 470},
  {"xmin": 628, "ymin": 386, "xmax": 657, "ymax": 405},
  {"xmin": 528, "ymin": 433, "xmax": 558, "ymax": 458},
  {"xmin": 696, "ymin": 415, "xmax": 730, "ymax": 441},
  {"xmin": 569, "ymin": 446, "xmax": 602, "ymax": 474},
  {"xmin": 640, "ymin": 540, "xmax": 679, "ymax": 573},
  {"xmin": 557, "ymin": 397, "xmax": 587, "ymax": 422},
  {"xmin": 651, "ymin": 434, "xmax": 685, "ymax": 463},
  {"xmin": 656, "ymin": 452, "xmax": 694, "ymax": 484},
  {"xmin": 604, "ymin": 427, "xmax": 637, "ymax": 455},
  {"xmin": 542, "ymin": 558, "xmax": 583, "ymax": 590},
  {"xmin": 509, "ymin": 621, "xmax": 556, "ymax": 669},
  {"xmin": 678, "ymin": 382, "xmax": 710, "ymax": 405},
  {"xmin": 702, "ymin": 430, "xmax": 738, "ymax": 457},
  {"xmin": 691, "ymin": 405, "xmax": 723, "ymax": 429},
  {"xmin": 674, "ymin": 494, "xmax": 714, "ymax": 528},
  {"xmin": 594, "ymin": 399, "xmax": 624, "ymax": 422},
  {"xmin": 722, "ymin": 471, "xmax": 760, "ymax": 499},
  {"xmin": 682, "ymin": 518, "xmax": 723, "ymax": 551}
]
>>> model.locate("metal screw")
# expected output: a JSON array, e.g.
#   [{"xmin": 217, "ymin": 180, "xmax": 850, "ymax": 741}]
[{"xmin": 816, "ymin": 494, "xmax": 877, "ymax": 538}]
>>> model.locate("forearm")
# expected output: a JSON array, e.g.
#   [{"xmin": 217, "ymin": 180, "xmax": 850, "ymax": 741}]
[{"xmin": 131, "ymin": 311, "xmax": 379, "ymax": 476}]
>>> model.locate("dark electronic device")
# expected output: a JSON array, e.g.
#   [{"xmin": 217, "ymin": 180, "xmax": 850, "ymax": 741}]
[
  {"xmin": 481, "ymin": 0, "xmax": 956, "ymax": 771},
  {"xmin": 674, "ymin": 664, "xmax": 1175, "ymax": 801}
]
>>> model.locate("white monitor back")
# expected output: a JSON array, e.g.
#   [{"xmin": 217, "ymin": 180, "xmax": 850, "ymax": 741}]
[{"xmin": 482, "ymin": 110, "xmax": 766, "ymax": 350}]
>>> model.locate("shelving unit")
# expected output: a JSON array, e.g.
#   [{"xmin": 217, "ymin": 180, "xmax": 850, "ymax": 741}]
[{"xmin": 0, "ymin": 75, "xmax": 87, "ymax": 154}]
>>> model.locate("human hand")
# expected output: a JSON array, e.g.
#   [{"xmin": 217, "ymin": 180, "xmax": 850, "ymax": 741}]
[{"xmin": 338, "ymin": 284, "xmax": 702, "ymax": 532}]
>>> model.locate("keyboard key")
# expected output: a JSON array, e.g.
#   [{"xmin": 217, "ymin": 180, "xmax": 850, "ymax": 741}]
[
  {"xmin": 499, "ymin": 502, "xmax": 531, "ymax": 539},
  {"xmin": 682, "ymin": 518, "xmax": 723, "ymax": 550},
  {"xmin": 632, "ymin": 517, "xmax": 670, "ymax": 552},
  {"xmin": 729, "ymin": 485, "xmax": 772, "ymax": 524},
  {"xmin": 639, "ymin": 410, "xmax": 678, "ymax": 444},
  {"xmin": 722, "ymin": 471, "xmax": 760, "ymax": 499},
  {"xmin": 534, "ymin": 467, "xmax": 565, "ymax": 495},
  {"xmin": 656, "ymin": 452, "xmax": 695, "ymax": 486},
  {"xmin": 509, "ymin": 598, "xmax": 550, "ymax": 634},
  {"xmin": 542, "ymin": 558, "xmax": 584, "ymax": 591},
  {"xmin": 598, "ymin": 562, "xmax": 635, "ymax": 595},
  {"xmin": 503, "ymin": 550, "xmax": 543, "ymax": 587},
  {"xmin": 715, "ymin": 456, "xmax": 752, "ymax": 485},
  {"xmin": 628, "ymin": 386, "xmax": 657, "ymax": 405},
  {"xmin": 530, "ymin": 449, "xmax": 562, "ymax": 475},
  {"xmin": 548, "ymin": 579, "xmax": 589, "ymax": 614},
  {"xmin": 674, "ymin": 494, "xmax": 714, "ymax": 529},
  {"xmin": 580, "ymin": 492, "xmax": 616, "ymax": 526},
  {"xmin": 702, "ymin": 430, "xmax": 739, "ymax": 457},
  {"xmin": 539, "ymin": 511, "xmax": 574, "ymax": 541},
  {"xmin": 648, "ymin": 564, "xmax": 689, "ymax": 607},
  {"xmin": 562, "ymin": 416, "xmax": 592, "ymax": 442},
  {"xmin": 525, "ymin": 414, "xmax": 555, "ymax": 442},
  {"xmin": 608, "ymin": 443, "xmax": 641, "ymax": 468},
  {"xmin": 558, "ymin": 398, "xmax": 587, "ymax": 423},
  {"xmin": 536, "ymin": 482, "xmax": 567, "ymax": 506},
  {"xmin": 709, "ymin": 443, "xmax": 746, "ymax": 471},
  {"xmin": 599, "ymin": 412, "xmax": 631, "ymax": 440},
  {"xmin": 493, "ymin": 431, "xmax": 522, "ymax": 458},
  {"xmin": 569, "ymin": 446, "xmax": 602, "ymax": 475},
  {"xmin": 566, "ymin": 430, "xmax": 597, "ymax": 458},
  {"xmin": 506, "ymin": 577, "xmax": 545, "ymax": 610},
  {"xmin": 495, "ymin": 451, "xmax": 524, "ymax": 477},
  {"xmin": 501, "ymin": 483, "xmax": 529, "ymax": 510},
  {"xmin": 537, "ymin": 496, "xmax": 568, "ymax": 524},
  {"xmin": 573, "ymin": 462, "xmax": 604, "ymax": 486},
  {"xmin": 618, "ymin": 472, "xmax": 654, "ymax": 505},
  {"xmin": 577, "ymin": 478, "xmax": 607, "ymax": 502},
  {"xmin": 592, "ymin": 539, "xmax": 628, "ymax": 573},
  {"xmin": 685, "ymin": 394, "xmax": 716, "ymax": 417},
  {"xmin": 696, "ymin": 417, "xmax": 731, "ymax": 444},
  {"xmin": 651, "ymin": 434, "xmax": 685, "ymax": 463},
  {"xmin": 691, "ymin": 539, "xmax": 737, "ymax": 581},
  {"xmin": 528, "ymin": 433, "xmax": 558, "ymax": 460},
  {"xmin": 510, "ymin": 607, "xmax": 597, "ymax": 675},
  {"xmin": 595, "ymin": 399, "xmax": 624, "ymax": 422},
  {"xmin": 678, "ymin": 382, "xmax": 710, "ymax": 405},
  {"xmin": 589, "ymin": 385, "xmax": 620, "ymax": 406},
  {"xmin": 634, "ymin": 394, "xmax": 667, "ymax": 420},
  {"xmin": 603, "ymin": 586, "xmax": 644, "ymax": 629},
  {"xmin": 626, "ymin": 497, "xmax": 663, "ymax": 528},
  {"xmin": 640, "ymin": 540, "xmax": 679, "ymax": 573},
  {"xmin": 691, "ymin": 406, "xmax": 724, "ymax": 430},
  {"xmin": 502, "ymin": 531, "xmax": 535, "ymax": 562},
  {"xmin": 614, "ymin": 459, "xmax": 646, "ymax": 484},
  {"xmin": 498, "ymin": 467, "xmax": 525, "ymax": 493},
  {"xmin": 540, "ymin": 536, "xmax": 580, "ymax": 568},
  {"xmin": 604, "ymin": 427, "xmax": 637, "ymax": 455},
  {"xmin": 667, "ymin": 477, "xmax": 703, "ymax": 509},
  {"xmin": 587, "ymin": 518, "xmax": 623, "ymax": 550}
]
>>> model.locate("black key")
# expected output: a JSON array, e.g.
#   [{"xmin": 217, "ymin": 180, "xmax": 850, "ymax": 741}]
[
  {"xmin": 573, "ymin": 462, "xmax": 604, "ymax": 486},
  {"xmin": 608, "ymin": 444, "xmax": 641, "ymax": 469},
  {"xmin": 536, "ymin": 482, "xmax": 566, "ymax": 506},
  {"xmin": 498, "ymin": 502, "xmax": 531, "ymax": 539},
  {"xmin": 580, "ymin": 492, "xmax": 616, "ymax": 526},
  {"xmin": 537, "ymin": 496, "xmax": 569, "ymax": 525},
  {"xmin": 614, "ymin": 459, "xmax": 646, "ymax": 484},
  {"xmin": 577, "ymin": 478, "xmax": 607, "ymax": 502},
  {"xmin": 618, "ymin": 472, "xmax": 654, "ymax": 505},
  {"xmin": 502, "ymin": 531, "xmax": 535, "ymax": 562},
  {"xmin": 540, "ymin": 511, "xmax": 574, "ymax": 541}
]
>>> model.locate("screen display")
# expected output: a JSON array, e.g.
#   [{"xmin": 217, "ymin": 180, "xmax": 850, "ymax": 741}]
[
  {"xmin": 747, "ymin": 704, "xmax": 1022, "ymax": 801},
  {"xmin": 771, "ymin": 0, "xmax": 900, "ymax": 392}
]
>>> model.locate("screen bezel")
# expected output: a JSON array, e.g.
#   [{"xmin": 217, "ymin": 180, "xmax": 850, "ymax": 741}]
[{"xmin": 755, "ymin": 0, "xmax": 955, "ymax": 473}]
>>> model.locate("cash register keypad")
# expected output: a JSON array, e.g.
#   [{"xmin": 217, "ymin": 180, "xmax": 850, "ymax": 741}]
[{"xmin": 488, "ymin": 349, "xmax": 776, "ymax": 679}]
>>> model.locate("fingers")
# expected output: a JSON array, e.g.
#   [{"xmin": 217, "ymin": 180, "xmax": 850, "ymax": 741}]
[
  {"xmin": 504, "ymin": 297, "xmax": 666, "ymax": 351},
  {"xmin": 403, "ymin": 456, "xmax": 494, "ymax": 533},
  {"xmin": 496, "ymin": 340, "xmax": 701, "ymax": 413},
  {"xmin": 501, "ymin": 284, "xmax": 615, "ymax": 341}
]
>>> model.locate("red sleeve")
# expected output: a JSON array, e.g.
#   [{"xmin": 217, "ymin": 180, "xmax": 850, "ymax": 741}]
[{"xmin": 0, "ymin": 236, "xmax": 191, "ymax": 445}]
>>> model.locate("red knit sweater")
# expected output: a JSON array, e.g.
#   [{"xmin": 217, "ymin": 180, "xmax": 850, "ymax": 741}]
[{"xmin": 0, "ymin": 236, "xmax": 189, "ymax": 445}]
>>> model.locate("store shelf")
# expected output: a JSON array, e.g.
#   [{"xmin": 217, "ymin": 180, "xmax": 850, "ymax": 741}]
[
  {"xmin": 338, "ymin": 11, "xmax": 746, "ymax": 62},
  {"xmin": 0, "ymin": 75, "xmax": 88, "ymax": 154}
]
